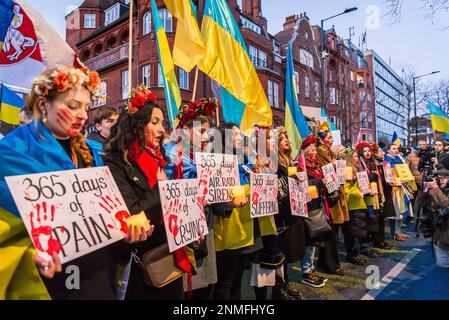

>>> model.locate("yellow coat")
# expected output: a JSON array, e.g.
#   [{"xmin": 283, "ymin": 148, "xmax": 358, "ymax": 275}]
[{"xmin": 213, "ymin": 184, "xmax": 277, "ymax": 252}]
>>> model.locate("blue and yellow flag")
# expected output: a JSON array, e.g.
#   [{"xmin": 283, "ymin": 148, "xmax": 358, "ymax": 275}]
[
  {"xmin": 0, "ymin": 85, "xmax": 25, "ymax": 125},
  {"xmin": 428, "ymin": 101, "xmax": 449, "ymax": 134},
  {"xmin": 284, "ymin": 43, "xmax": 310, "ymax": 159},
  {"xmin": 391, "ymin": 131, "xmax": 400, "ymax": 147},
  {"xmin": 0, "ymin": 0, "xmax": 13, "ymax": 52},
  {"xmin": 163, "ymin": 0, "xmax": 204, "ymax": 73},
  {"xmin": 151, "ymin": 0, "xmax": 182, "ymax": 128},
  {"xmin": 198, "ymin": 0, "xmax": 272, "ymax": 132}
]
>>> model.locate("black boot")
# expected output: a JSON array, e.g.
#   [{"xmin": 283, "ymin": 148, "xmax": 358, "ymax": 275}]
[{"xmin": 272, "ymin": 280, "xmax": 296, "ymax": 300}]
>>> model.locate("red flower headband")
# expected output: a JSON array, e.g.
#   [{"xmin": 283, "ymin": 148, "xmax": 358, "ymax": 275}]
[
  {"xmin": 355, "ymin": 141, "xmax": 372, "ymax": 153},
  {"xmin": 301, "ymin": 135, "xmax": 317, "ymax": 150},
  {"xmin": 125, "ymin": 84, "xmax": 156, "ymax": 115},
  {"xmin": 176, "ymin": 98, "xmax": 217, "ymax": 128}
]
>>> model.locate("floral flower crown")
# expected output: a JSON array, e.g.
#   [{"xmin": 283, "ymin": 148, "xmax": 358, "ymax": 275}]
[
  {"xmin": 125, "ymin": 84, "xmax": 157, "ymax": 115},
  {"xmin": 32, "ymin": 65, "xmax": 101, "ymax": 101},
  {"xmin": 341, "ymin": 146, "xmax": 354, "ymax": 158},
  {"xmin": 355, "ymin": 141, "xmax": 372, "ymax": 153},
  {"xmin": 176, "ymin": 97, "xmax": 217, "ymax": 128}
]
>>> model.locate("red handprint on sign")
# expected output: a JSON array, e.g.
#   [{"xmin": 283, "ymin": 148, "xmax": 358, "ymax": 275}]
[
  {"xmin": 164, "ymin": 198, "xmax": 183, "ymax": 237},
  {"xmin": 99, "ymin": 196, "xmax": 130, "ymax": 235},
  {"xmin": 29, "ymin": 201, "xmax": 61, "ymax": 256}
]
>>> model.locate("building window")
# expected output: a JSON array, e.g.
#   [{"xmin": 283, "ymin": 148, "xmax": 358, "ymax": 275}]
[
  {"xmin": 105, "ymin": 4, "xmax": 120, "ymax": 26},
  {"xmin": 293, "ymin": 71, "xmax": 299, "ymax": 96},
  {"xmin": 268, "ymin": 80, "xmax": 273, "ymax": 106},
  {"xmin": 143, "ymin": 11, "xmax": 151, "ymax": 35},
  {"xmin": 314, "ymin": 81, "xmax": 320, "ymax": 102},
  {"xmin": 93, "ymin": 81, "xmax": 107, "ymax": 108},
  {"xmin": 351, "ymin": 91, "xmax": 355, "ymax": 105},
  {"xmin": 259, "ymin": 51, "xmax": 267, "ymax": 67},
  {"xmin": 299, "ymin": 49, "xmax": 314, "ymax": 68},
  {"xmin": 179, "ymin": 68, "xmax": 189, "ymax": 90},
  {"xmin": 330, "ymin": 116, "xmax": 336, "ymax": 125},
  {"xmin": 249, "ymin": 45, "xmax": 257, "ymax": 66},
  {"xmin": 84, "ymin": 14, "xmax": 96, "ymax": 29},
  {"xmin": 305, "ymin": 76, "xmax": 310, "ymax": 98},
  {"xmin": 362, "ymin": 133, "xmax": 367, "ymax": 141},
  {"xmin": 158, "ymin": 64, "xmax": 164, "ymax": 87},
  {"xmin": 360, "ymin": 112, "xmax": 367, "ymax": 129},
  {"xmin": 159, "ymin": 8, "xmax": 172, "ymax": 32},
  {"xmin": 142, "ymin": 65, "xmax": 151, "ymax": 87},
  {"xmin": 240, "ymin": 15, "xmax": 261, "ymax": 34},
  {"xmin": 329, "ymin": 87, "xmax": 336, "ymax": 104},
  {"xmin": 273, "ymin": 82, "xmax": 279, "ymax": 108},
  {"xmin": 368, "ymin": 114, "xmax": 373, "ymax": 129},
  {"xmin": 121, "ymin": 70, "xmax": 129, "ymax": 100}
]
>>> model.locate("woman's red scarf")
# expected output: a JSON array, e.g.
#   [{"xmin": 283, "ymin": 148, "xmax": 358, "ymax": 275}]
[{"xmin": 129, "ymin": 141, "xmax": 192, "ymax": 291}]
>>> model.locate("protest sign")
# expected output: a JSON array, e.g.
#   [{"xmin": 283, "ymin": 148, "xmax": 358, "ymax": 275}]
[
  {"xmin": 331, "ymin": 130, "xmax": 342, "ymax": 147},
  {"xmin": 336, "ymin": 160, "xmax": 347, "ymax": 185},
  {"xmin": 195, "ymin": 152, "xmax": 240, "ymax": 204},
  {"xmin": 5, "ymin": 167, "xmax": 128, "ymax": 264},
  {"xmin": 288, "ymin": 177, "xmax": 308, "ymax": 217},
  {"xmin": 158, "ymin": 179, "xmax": 209, "ymax": 253},
  {"xmin": 394, "ymin": 164, "xmax": 415, "ymax": 182},
  {"xmin": 321, "ymin": 163, "xmax": 340, "ymax": 193},
  {"xmin": 382, "ymin": 162, "xmax": 394, "ymax": 183},
  {"xmin": 250, "ymin": 173, "xmax": 279, "ymax": 218},
  {"xmin": 356, "ymin": 171, "xmax": 372, "ymax": 195},
  {"xmin": 297, "ymin": 171, "xmax": 312, "ymax": 203}
]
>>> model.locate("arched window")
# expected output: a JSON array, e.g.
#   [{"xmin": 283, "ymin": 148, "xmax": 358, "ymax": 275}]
[{"xmin": 143, "ymin": 11, "xmax": 151, "ymax": 35}]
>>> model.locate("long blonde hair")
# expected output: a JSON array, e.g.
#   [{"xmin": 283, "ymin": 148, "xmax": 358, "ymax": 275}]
[
  {"xmin": 27, "ymin": 68, "xmax": 93, "ymax": 165},
  {"xmin": 278, "ymin": 130, "xmax": 292, "ymax": 168}
]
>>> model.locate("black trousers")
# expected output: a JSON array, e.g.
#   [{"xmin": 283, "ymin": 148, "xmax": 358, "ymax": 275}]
[
  {"xmin": 213, "ymin": 252, "xmax": 248, "ymax": 300},
  {"xmin": 317, "ymin": 225, "xmax": 341, "ymax": 273},
  {"xmin": 373, "ymin": 218, "xmax": 386, "ymax": 244}
]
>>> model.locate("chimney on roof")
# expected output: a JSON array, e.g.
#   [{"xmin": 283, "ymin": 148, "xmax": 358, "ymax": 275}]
[
  {"xmin": 283, "ymin": 14, "xmax": 299, "ymax": 30},
  {"xmin": 242, "ymin": 0, "xmax": 267, "ymax": 30}
]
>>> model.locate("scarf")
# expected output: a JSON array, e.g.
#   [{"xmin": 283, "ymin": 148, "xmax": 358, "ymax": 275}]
[
  {"xmin": 129, "ymin": 141, "xmax": 192, "ymax": 291},
  {"xmin": 305, "ymin": 156, "xmax": 330, "ymax": 217}
]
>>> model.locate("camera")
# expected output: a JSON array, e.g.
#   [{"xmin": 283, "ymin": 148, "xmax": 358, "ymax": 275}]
[{"xmin": 418, "ymin": 147, "xmax": 436, "ymax": 171}]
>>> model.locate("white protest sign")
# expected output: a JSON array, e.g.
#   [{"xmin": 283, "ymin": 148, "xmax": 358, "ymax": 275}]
[
  {"xmin": 297, "ymin": 171, "xmax": 312, "ymax": 203},
  {"xmin": 195, "ymin": 152, "xmax": 240, "ymax": 204},
  {"xmin": 336, "ymin": 160, "xmax": 347, "ymax": 185},
  {"xmin": 357, "ymin": 171, "xmax": 372, "ymax": 195},
  {"xmin": 158, "ymin": 179, "xmax": 209, "ymax": 253},
  {"xmin": 288, "ymin": 177, "xmax": 308, "ymax": 217},
  {"xmin": 5, "ymin": 167, "xmax": 128, "ymax": 264},
  {"xmin": 383, "ymin": 162, "xmax": 394, "ymax": 183},
  {"xmin": 250, "ymin": 173, "xmax": 279, "ymax": 218},
  {"xmin": 322, "ymin": 163, "xmax": 340, "ymax": 193}
]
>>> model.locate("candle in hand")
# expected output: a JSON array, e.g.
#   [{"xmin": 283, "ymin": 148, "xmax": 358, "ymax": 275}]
[
  {"xmin": 394, "ymin": 177, "xmax": 402, "ymax": 185},
  {"xmin": 308, "ymin": 185, "xmax": 319, "ymax": 199},
  {"xmin": 345, "ymin": 167, "xmax": 353, "ymax": 181},
  {"xmin": 370, "ymin": 182, "xmax": 378, "ymax": 195},
  {"xmin": 288, "ymin": 167, "xmax": 298, "ymax": 177},
  {"xmin": 232, "ymin": 186, "xmax": 246, "ymax": 205},
  {"xmin": 125, "ymin": 211, "xmax": 151, "ymax": 237}
]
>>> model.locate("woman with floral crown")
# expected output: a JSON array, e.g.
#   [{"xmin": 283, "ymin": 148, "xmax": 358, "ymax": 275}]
[
  {"xmin": 314, "ymin": 122, "xmax": 347, "ymax": 275},
  {"xmin": 0, "ymin": 64, "xmax": 120, "ymax": 299}
]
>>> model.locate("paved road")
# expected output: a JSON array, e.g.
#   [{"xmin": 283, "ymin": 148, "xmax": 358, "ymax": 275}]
[{"xmin": 241, "ymin": 223, "xmax": 449, "ymax": 300}]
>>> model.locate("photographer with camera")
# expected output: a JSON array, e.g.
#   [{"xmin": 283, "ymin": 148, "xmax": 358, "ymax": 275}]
[
  {"xmin": 431, "ymin": 140, "xmax": 449, "ymax": 171},
  {"xmin": 418, "ymin": 170, "xmax": 449, "ymax": 268},
  {"xmin": 406, "ymin": 140, "xmax": 428, "ymax": 189}
]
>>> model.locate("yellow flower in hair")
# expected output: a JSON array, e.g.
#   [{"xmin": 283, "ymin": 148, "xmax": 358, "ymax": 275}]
[{"xmin": 316, "ymin": 121, "xmax": 330, "ymax": 139}]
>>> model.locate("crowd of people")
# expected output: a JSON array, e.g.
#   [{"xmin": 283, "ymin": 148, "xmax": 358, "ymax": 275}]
[{"xmin": 1, "ymin": 64, "xmax": 449, "ymax": 300}]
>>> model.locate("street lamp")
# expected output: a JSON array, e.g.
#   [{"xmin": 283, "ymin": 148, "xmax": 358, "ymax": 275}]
[
  {"xmin": 320, "ymin": 7, "xmax": 358, "ymax": 110},
  {"xmin": 413, "ymin": 71, "xmax": 440, "ymax": 144}
]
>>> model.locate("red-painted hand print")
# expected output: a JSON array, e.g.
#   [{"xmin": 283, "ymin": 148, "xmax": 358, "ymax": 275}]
[
  {"xmin": 99, "ymin": 195, "xmax": 130, "ymax": 234},
  {"xmin": 29, "ymin": 201, "xmax": 61, "ymax": 256}
]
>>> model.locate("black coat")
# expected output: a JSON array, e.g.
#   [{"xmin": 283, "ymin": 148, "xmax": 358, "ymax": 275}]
[{"xmin": 102, "ymin": 152, "xmax": 184, "ymax": 300}]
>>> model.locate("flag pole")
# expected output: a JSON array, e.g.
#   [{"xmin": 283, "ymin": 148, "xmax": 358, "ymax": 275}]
[
  {"xmin": 192, "ymin": 67, "xmax": 199, "ymax": 101},
  {"xmin": 128, "ymin": 0, "xmax": 134, "ymax": 90}
]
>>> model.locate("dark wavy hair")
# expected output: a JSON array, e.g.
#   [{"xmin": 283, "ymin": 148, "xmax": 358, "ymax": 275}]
[{"xmin": 103, "ymin": 100, "xmax": 167, "ymax": 164}]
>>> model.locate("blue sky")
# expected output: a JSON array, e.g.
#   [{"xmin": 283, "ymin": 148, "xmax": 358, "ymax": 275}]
[{"xmin": 28, "ymin": 0, "xmax": 448, "ymax": 84}]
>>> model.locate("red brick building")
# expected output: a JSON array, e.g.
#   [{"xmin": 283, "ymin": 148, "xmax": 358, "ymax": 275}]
[{"xmin": 66, "ymin": 0, "xmax": 374, "ymax": 143}]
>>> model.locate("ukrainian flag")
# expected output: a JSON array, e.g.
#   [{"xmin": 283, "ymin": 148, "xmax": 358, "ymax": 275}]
[
  {"xmin": 391, "ymin": 131, "xmax": 401, "ymax": 147},
  {"xmin": 151, "ymin": 0, "xmax": 182, "ymax": 129},
  {"xmin": 163, "ymin": 0, "xmax": 205, "ymax": 72},
  {"xmin": 0, "ymin": 85, "xmax": 25, "ymax": 125},
  {"xmin": 428, "ymin": 101, "xmax": 449, "ymax": 134},
  {"xmin": 284, "ymin": 43, "xmax": 310, "ymax": 159},
  {"xmin": 198, "ymin": 0, "xmax": 272, "ymax": 132},
  {"xmin": 0, "ymin": 0, "xmax": 13, "ymax": 52}
]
